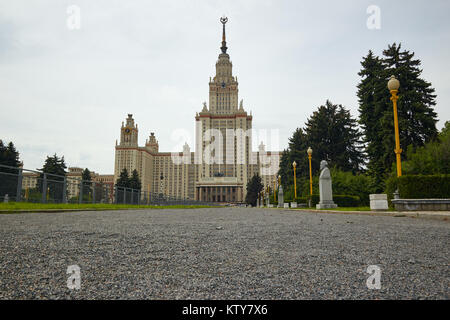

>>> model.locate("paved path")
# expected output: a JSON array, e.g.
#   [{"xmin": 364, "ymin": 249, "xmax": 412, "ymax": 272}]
[{"xmin": 0, "ymin": 208, "xmax": 448, "ymax": 299}]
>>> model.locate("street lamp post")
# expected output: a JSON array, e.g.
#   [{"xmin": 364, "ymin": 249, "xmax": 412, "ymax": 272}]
[
  {"xmin": 292, "ymin": 161, "xmax": 297, "ymax": 200},
  {"xmin": 307, "ymin": 147, "xmax": 313, "ymax": 196},
  {"xmin": 273, "ymin": 178, "xmax": 277, "ymax": 202},
  {"xmin": 388, "ymin": 75, "xmax": 402, "ymax": 177}
]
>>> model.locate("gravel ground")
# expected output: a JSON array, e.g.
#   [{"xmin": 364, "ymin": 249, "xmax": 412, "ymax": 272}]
[{"xmin": 0, "ymin": 207, "xmax": 448, "ymax": 299}]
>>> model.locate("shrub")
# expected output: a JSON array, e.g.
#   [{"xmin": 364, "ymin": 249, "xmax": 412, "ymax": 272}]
[
  {"xmin": 385, "ymin": 174, "xmax": 398, "ymax": 206},
  {"xmin": 396, "ymin": 175, "xmax": 450, "ymax": 199},
  {"xmin": 327, "ymin": 169, "xmax": 375, "ymax": 206},
  {"xmin": 298, "ymin": 194, "xmax": 320, "ymax": 206},
  {"xmin": 401, "ymin": 123, "xmax": 450, "ymax": 175},
  {"xmin": 332, "ymin": 195, "xmax": 360, "ymax": 207},
  {"xmin": 296, "ymin": 169, "xmax": 375, "ymax": 206}
]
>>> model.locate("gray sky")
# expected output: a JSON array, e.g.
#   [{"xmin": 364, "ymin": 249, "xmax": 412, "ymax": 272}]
[{"xmin": 1, "ymin": 0, "xmax": 449, "ymax": 174}]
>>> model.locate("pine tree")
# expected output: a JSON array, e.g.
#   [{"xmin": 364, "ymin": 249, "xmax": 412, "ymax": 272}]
[
  {"xmin": 304, "ymin": 100, "xmax": 364, "ymax": 173},
  {"xmin": 381, "ymin": 43, "xmax": 438, "ymax": 155},
  {"xmin": 357, "ymin": 51, "xmax": 388, "ymax": 190},
  {"xmin": 39, "ymin": 154, "xmax": 67, "ymax": 201},
  {"xmin": 245, "ymin": 174, "xmax": 263, "ymax": 207},
  {"xmin": 0, "ymin": 140, "xmax": 21, "ymax": 170},
  {"xmin": 0, "ymin": 140, "xmax": 21, "ymax": 198},
  {"xmin": 278, "ymin": 149, "xmax": 292, "ymax": 188},
  {"xmin": 278, "ymin": 128, "xmax": 309, "ymax": 193},
  {"xmin": 81, "ymin": 168, "xmax": 92, "ymax": 196},
  {"xmin": 116, "ymin": 168, "xmax": 130, "ymax": 188},
  {"xmin": 40, "ymin": 154, "xmax": 67, "ymax": 177},
  {"xmin": 357, "ymin": 43, "xmax": 438, "ymax": 191},
  {"xmin": 288, "ymin": 128, "xmax": 309, "ymax": 180},
  {"xmin": 129, "ymin": 169, "xmax": 142, "ymax": 190}
]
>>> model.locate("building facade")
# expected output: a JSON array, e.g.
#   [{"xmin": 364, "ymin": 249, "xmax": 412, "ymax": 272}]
[
  {"xmin": 114, "ymin": 18, "xmax": 280, "ymax": 203},
  {"xmin": 21, "ymin": 167, "xmax": 114, "ymax": 202}
]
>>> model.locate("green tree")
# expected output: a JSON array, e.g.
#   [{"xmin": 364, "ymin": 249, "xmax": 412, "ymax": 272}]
[
  {"xmin": 81, "ymin": 168, "xmax": 92, "ymax": 198},
  {"xmin": 278, "ymin": 149, "xmax": 292, "ymax": 188},
  {"xmin": 39, "ymin": 154, "xmax": 67, "ymax": 202},
  {"xmin": 40, "ymin": 154, "xmax": 67, "ymax": 177},
  {"xmin": 116, "ymin": 168, "xmax": 130, "ymax": 188},
  {"xmin": 0, "ymin": 140, "xmax": 21, "ymax": 199},
  {"xmin": 382, "ymin": 43, "xmax": 438, "ymax": 148},
  {"xmin": 440, "ymin": 121, "xmax": 450, "ymax": 137},
  {"xmin": 94, "ymin": 181, "xmax": 105, "ymax": 203},
  {"xmin": 278, "ymin": 128, "xmax": 310, "ymax": 199},
  {"xmin": 357, "ymin": 51, "xmax": 387, "ymax": 190},
  {"xmin": 400, "ymin": 121, "xmax": 450, "ymax": 175},
  {"xmin": 0, "ymin": 140, "xmax": 21, "ymax": 168},
  {"xmin": 129, "ymin": 169, "xmax": 142, "ymax": 190},
  {"xmin": 277, "ymin": 102, "xmax": 363, "ymax": 200},
  {"xmin": 358, "ymin": 43, "xmax": 438, "ymax": 191},
  {"xmin": 245, "ymin": 174, "xmax": 264, "ymax": 207},
  {"xmin": 328, "ymin": 168, "xmax": 376, "ymax": 206},
  {"xmin": 304, "ymin": 100, "xmax": 364, "ymax": 173}
]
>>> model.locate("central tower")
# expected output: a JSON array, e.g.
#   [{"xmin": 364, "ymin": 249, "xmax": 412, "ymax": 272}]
[
  {"xmin": 208, "ymin": 17, "xmax": 239, "ymax": 114},
  {"xmin": 195, "ymin": 17, "xmax": 255, "ymax": 203}
]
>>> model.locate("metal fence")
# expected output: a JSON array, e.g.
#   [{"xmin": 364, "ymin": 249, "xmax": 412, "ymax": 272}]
[{"xmin": 0, "ymin": 164, "xmax": 214, "ymax": 206}]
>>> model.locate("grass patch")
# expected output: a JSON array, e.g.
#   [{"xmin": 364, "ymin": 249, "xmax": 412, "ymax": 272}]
[{"xmin": 0, "ymin": 202, "xmax": 215, "ymax": 212}]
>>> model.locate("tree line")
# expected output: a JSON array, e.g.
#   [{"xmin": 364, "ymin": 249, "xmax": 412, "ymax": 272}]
[
  {"xmin": 116, "ymin": 168, "xmax": 142, "ymax": 190},
  {"xmin": 246, "ymin": 42, "xmax": 444, "ymax": 206},
  {"xmin": 0, "ymin": 145, "xmax": 145, "ymax": 202}
]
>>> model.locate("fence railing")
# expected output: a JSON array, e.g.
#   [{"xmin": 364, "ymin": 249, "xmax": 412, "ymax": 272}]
[{"xmin": 0, "ymin": 164, "xmax": 214, "ymax": 206}]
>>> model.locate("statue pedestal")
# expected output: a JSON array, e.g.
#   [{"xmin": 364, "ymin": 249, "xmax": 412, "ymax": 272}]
[{"xmin": 316, "ymin": 201, "xmax": 337, "ymax": 209}]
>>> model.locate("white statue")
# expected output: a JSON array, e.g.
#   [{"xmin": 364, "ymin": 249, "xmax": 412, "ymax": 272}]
[{"xmin": 316, "ymin": 160, "xmax": 337, "ymax": 209}]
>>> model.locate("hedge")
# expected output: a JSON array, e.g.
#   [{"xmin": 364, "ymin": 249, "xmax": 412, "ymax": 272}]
[
  {"xmin": 393, "ymin": 175, "xmax": 450, "ymax": 199},
  {"xmin": 333, "ymin": 195, "xmax": 360, "ymax": 207},
  {"xmin": 297, "ymin": 195, "xmax": 320, "ymax": 206}
]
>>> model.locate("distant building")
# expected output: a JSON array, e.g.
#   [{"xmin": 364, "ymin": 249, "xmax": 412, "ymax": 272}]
[
  {"xmin": 22, "ymin": 172, "xmax": 38, "ymax": 190},
  {"xmin": 114, "ymin": 18, "xmax": 280, "ymax": 203},
  {"xmin": 66, "ymin": 167, "xmax": 114, "ymax": 200},
  {"xmin": 21, "ymin": 167, "xmax": 113, "ymax": 202}
]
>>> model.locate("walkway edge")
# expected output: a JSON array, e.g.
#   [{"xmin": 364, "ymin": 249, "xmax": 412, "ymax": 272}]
[{"xmin": 285, "ymin": 208, "xmax": 450, "ymax": 221}]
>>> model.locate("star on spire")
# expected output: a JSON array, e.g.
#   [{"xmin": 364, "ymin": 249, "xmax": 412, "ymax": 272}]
[{"xmin": 220, "ymin": 16, "xmax": 228, "ymax": 54}]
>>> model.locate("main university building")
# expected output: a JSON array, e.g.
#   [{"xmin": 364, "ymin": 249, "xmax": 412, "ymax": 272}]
[{"xmin": 114, "ymin": 18, "xmax": 280, "ymax": 203}]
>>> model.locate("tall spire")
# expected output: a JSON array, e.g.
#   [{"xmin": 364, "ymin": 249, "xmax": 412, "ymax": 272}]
[{"xmin": 220, "ymin": 16, "xmax": 228, "ymax": 54}]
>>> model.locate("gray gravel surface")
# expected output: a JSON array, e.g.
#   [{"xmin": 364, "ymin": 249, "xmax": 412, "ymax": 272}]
[{"xmin": 0, "ymin": 208, "xmax": 448, "ymax": 299}]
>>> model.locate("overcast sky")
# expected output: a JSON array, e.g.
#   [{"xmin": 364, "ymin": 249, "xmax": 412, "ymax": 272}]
[{"xmin": 1, "ymin": 0, "xmax": 449, "ymax": 174}]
